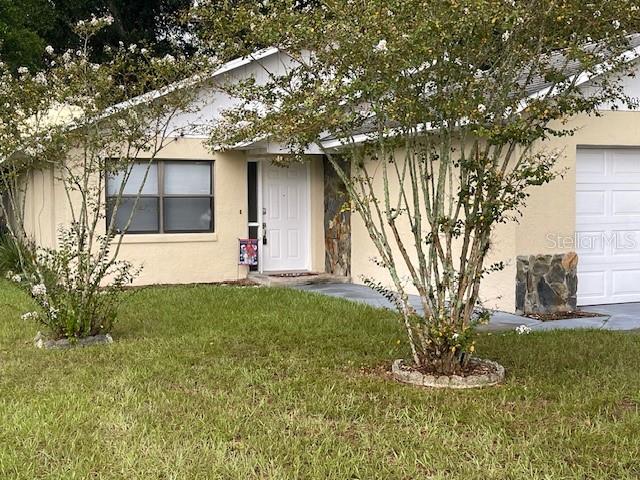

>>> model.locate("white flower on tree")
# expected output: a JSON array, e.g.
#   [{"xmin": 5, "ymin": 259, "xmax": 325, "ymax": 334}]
[
  {"xmin": 188, "ymin": 0, "xmax": 640, "ymax": 375},
  {"xmin": 31, "ymin": 283, "xmax": 47, "ymax": 297},
  {"xmin": 34, "ymin": 72, "xmax": 47, "ymax": 85},
  {"xmin": 0, "ymin": 15, "xmax": 198, "ymax": 340},
  {"xmin": 374, "ymin": 39, "xmax": 388, "ymax": 53},
  {"xmin": 21, "ymin": 312, "xmax": 39, "ymax": 322}
]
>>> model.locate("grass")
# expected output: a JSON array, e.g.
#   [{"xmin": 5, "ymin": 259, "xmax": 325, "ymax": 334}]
[{"xmin": 0, "ymin": 281, "xmax": 639, "ymax": 479}]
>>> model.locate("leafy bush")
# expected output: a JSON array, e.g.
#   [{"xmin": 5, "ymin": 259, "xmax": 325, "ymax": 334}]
[
  {"xmin": 197, "ymin": 0, "xmax": 640, "ymax": 375},
  {"xmin": 0, "ymin": 234, "xmax": 33, "ymax": 276},
  {"xmin": 13, "ymin": 226, "xmax": 140, "ymax": 339},
  {"xmin": 1, "ymin": 16, "xmax": 194, "ymax": 340}
]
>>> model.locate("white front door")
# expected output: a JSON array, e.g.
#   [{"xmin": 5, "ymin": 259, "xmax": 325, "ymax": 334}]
[
  {"xmin": 576, "ymin": 147, "xmax": 640, "ymax": 305},
  {"xmin": 261, "ymin": 161, "xmax": 309, "ymax": 272}
]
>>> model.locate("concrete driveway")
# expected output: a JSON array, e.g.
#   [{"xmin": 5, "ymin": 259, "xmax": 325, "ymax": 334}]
[{"xmin": 295, "ymin": 283, "xmax": 640, "ymax": 332}]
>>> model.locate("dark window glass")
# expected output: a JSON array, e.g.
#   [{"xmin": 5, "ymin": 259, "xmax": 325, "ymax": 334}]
[
  {"xmin": 247, "ymin": 162, "xmax": 258, "ymax": 223},
  {"xmin": 163, "ymin": 197, "xmax": 213, "ymax": 232},
  {"xmin": 107, "ymin": 197, "xmax": 159, "ymax": 233}
]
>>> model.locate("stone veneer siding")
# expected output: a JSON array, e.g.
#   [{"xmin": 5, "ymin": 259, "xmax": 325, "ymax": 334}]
[
  {"xmin": 323, "ymin": 157, "xmax": 351, "ymax": 277},
  {"xmin": 515, "ymin": 252, "xmax": 578, "ymax": 314}
]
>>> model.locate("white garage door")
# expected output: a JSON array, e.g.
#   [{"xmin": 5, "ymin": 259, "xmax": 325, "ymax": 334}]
[{"xmin": 576, "ymin": 148, "xmax": 640, "ymax": 305}]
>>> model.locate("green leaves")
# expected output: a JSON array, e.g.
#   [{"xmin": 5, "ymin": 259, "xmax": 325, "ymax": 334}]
[
  {"xmin": 198, "ymin": 0, "xmax": 640, "ymax": 154},
  {"xmin": 1, "ymin": 17, "xmax": 204, "ymax": 340},
  {"xmin": 195, "ymin": 0, "xmax": 640, "ymax": 373}
]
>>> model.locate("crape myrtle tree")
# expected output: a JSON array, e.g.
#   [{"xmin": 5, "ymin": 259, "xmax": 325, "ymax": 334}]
[
  {"xmin": 194, "ymin": 0, "xmax": 640, "ymax": 374},
  {"xmin": 0, "ymin": 16, "xmax": 202, "ymax": 339}
]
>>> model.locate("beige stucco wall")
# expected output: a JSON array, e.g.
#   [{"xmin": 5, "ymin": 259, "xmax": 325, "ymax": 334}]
[
  {"xmin": 516, "ymin": 111, "xmax": 640, "ymax": 256},
  {"xmin": 116, "ymin": 140, "xmax": 250, "ymax": 285},
  {"xmin": 350, "ymin": 111, "xmax": 640, "ymax": 313},
  {"xmin": 23, "ymin": 167, "xmax": 58, "ymax": 248},
  {"xmin": 348, "ymin": 145, "xmax": 517, "ymax": 312},
  {"xmin": 26, "ymin": 138, "xmax": 325, "ymax": 286}
]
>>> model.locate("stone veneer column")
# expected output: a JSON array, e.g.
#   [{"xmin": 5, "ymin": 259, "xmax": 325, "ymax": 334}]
[
  {"xmin": 323, "ymin": 156, "xmax": 351, "ymax": 277},
  {"xmin": 515, "ymin": 252, "xmax": 578, "ymax": 314}
]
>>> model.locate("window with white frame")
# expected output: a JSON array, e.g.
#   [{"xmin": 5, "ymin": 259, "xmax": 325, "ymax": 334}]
[{"xmin": 106, "ymin": 160, "xmax": 214, "ymax": 234}]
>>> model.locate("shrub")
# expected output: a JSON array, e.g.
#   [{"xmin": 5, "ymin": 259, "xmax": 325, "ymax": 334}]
[
  {"xmin": 1, "ymin": 16, "xmax": 197, "ymax": 340},
  {"xmin": 15, "ymin": 226, "xmax": 139, "ymax": 339},
  {"xmin": 198, "ymin": 0, "xmax": 640, "ymax": 375},
  {"xmin": 0, "ymin": 234, "xmax": 33, "ymax": 276}
]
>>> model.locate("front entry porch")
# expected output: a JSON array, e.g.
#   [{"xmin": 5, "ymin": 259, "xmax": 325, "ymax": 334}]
[
  {"xmin": 243, "ymin": 152, "xmax": 351, "ymax": 280},
  {"xmin": 248, "ymin": 271, "xmax": 350, "ymax": 287},
  {"xmin": 247, "ymin": 158, "xmax": 311, "ymax": 274},
  {"xmin": 246, "ymin": 155, "xmax": 335, "ymax": 277}
]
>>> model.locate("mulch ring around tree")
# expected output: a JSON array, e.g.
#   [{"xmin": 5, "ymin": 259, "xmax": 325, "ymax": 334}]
[{"xmin": 524, "ymin": 310, "xmax": 607, "ymax": 322}]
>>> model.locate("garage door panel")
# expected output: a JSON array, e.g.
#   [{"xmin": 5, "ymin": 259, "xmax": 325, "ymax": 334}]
[
  {"xmin": 577, "ymin": 270, "xmax": 606, "ymax": 299},
  {"xmin": 612, "ymin": 268, "xmax": 640, "ymax": 295},
  {"xmin": 577, "ymin": 266, "xmax": 640, "ymax": 305},
  {"xmin": 610, "ymin": 149, "xmax": 640, "ymax": 175},
  {"xmin": 610, "ymin": 230, "xmax": 640, "ymax": 255},
  {"xmin": 575, "ymin": 231, "xmax": 606, "ymax": 257},
  {"xmin": 577, "ymin": 148, "xmax": 640, "ymax": 305},
  {"xmin": 612, "ymin": 190, "xmax": 640, "ymax": 215},
  {"xmin": 576, "ymin": 191, "xmax": 606, "ymax": 216},
  {"xmin": 576, "ymin": 149, "xmax": 606, "ymax": 176}
]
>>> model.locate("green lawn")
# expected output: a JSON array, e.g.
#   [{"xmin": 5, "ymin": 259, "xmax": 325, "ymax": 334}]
[{"xmin": 0, "ymin": 281, "xmax": 639, "ymax": 479}]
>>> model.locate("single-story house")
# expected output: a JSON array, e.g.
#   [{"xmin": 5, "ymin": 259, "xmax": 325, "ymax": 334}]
[{"xmin": 14, "ymin": 44, "xmax": 640, "ymax": 313}]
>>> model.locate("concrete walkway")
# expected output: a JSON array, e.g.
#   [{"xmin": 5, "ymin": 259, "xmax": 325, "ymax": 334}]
[{"xmin": 295, "ymin": 283, "xmax": 640, "ymax": 332}]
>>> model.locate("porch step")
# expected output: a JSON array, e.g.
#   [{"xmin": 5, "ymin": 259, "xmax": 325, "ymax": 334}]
[{"xmin": 248, "ymin": 272, "xmax": 351, "ymax": 287}]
